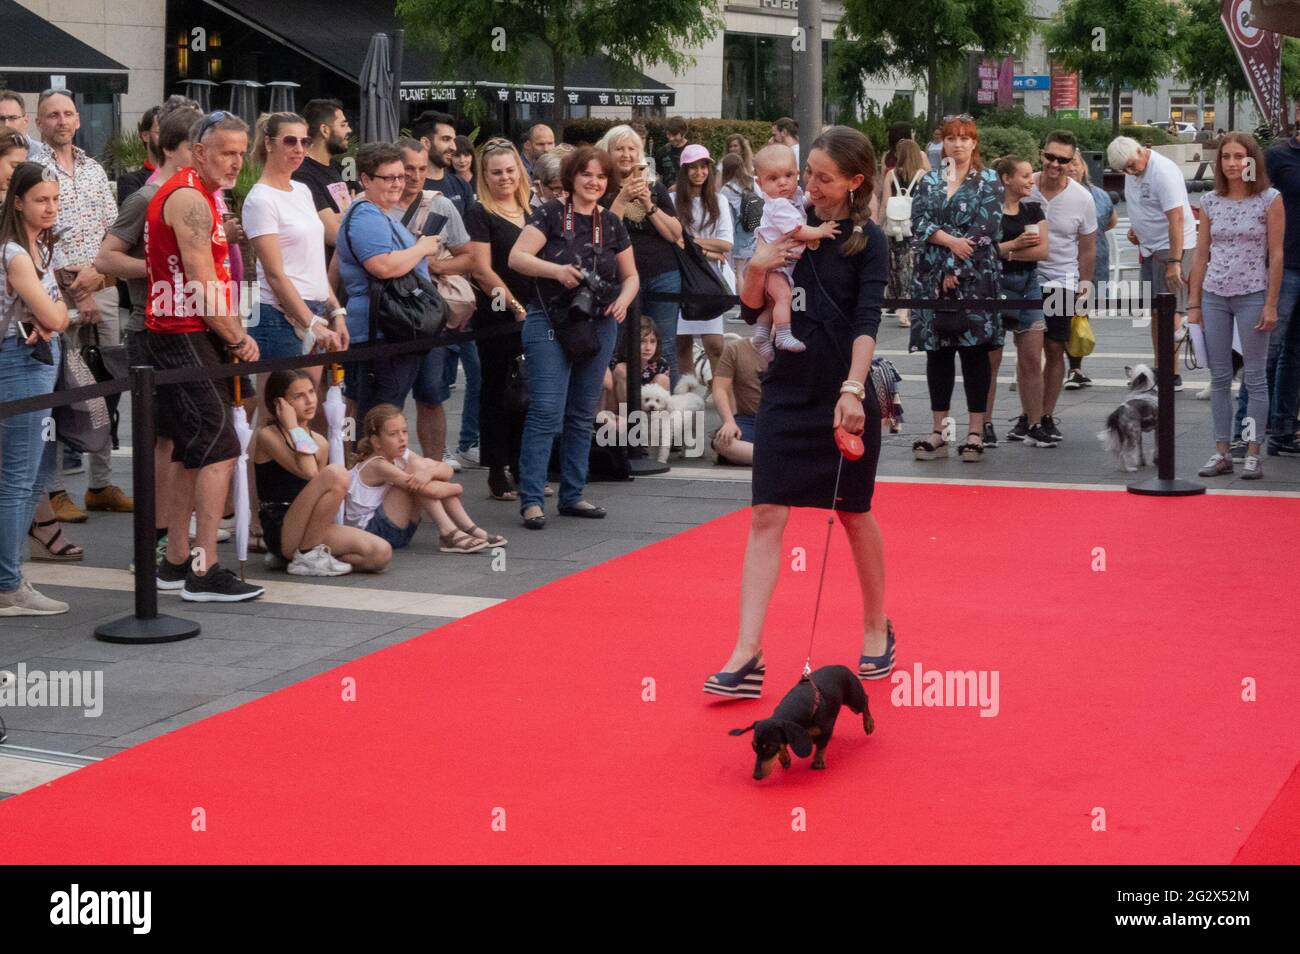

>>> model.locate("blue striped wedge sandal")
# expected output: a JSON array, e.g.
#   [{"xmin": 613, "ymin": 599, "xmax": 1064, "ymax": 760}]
[
  {"xmin": 703, "ymin": 654, "xmax": 765, "ymax": 699},
  {"xmin": 858, "ymin": 619, "xmax": 896, "ymax": 681}
]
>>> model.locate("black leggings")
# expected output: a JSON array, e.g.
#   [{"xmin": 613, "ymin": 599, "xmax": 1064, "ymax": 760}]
[{"xmin": 926, "ymin": 345, "xmax": 992, "ymax": 414}]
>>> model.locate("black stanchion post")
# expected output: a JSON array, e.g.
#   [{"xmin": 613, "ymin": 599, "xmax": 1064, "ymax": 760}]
[
  {"xmin": 1127, "ymin": 292, "xmax": 1205, "ymax": 497},
  {"xmin": 626, "ymin": 296, "xmax": 668, "ymax": 476},
  {"xmin": 95, "ymin": 365, "xmax": 202, "ymax": 643}
]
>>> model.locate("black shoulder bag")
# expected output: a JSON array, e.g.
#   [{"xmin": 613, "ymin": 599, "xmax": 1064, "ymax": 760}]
[
  {"xmin": 537, "ymin": 202, "xmax": 605, "ymax": 364},
  {"xmin": 341, "ymin": 202, "xmax": 448, "ymax": 343}
]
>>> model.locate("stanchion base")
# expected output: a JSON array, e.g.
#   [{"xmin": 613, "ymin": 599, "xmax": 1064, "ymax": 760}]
[
  {"xmin": 1126, "ymin": 477, "xmax": 1207, "ymax": 497},
  {"xmin": 628, "ymin": 457, "xmax": 669, "ymax": 476},
  {"xmin": 94, "ymin": 614, "xmax": 202, "ymax": 644}
]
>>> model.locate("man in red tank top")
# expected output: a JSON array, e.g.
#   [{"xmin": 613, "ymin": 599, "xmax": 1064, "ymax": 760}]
[{"xmin": 144, "ymin": 110, "xmax": 263, "ymax": 603}]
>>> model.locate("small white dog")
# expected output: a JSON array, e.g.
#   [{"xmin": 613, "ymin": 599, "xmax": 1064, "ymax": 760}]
[{"xmin": 641, "ymin": 375, "xmax": 708, "ymax": 462}]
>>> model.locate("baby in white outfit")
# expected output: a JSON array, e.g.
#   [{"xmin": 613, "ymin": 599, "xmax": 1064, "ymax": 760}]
[{"xmin": 750, "ymin": 143, "xmax": 840, "ymax": 359}]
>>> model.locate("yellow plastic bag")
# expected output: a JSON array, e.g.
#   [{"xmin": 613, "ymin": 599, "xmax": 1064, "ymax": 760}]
[{"xmin": 1067, "ymin": 313, "xmax": 1096, "ymax": 358}]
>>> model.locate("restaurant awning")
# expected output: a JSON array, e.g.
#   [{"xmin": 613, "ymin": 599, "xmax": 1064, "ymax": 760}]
[
  {"xmin": 201, "ymin": 0, "xmax": 675, "ymax": 106},
  {"xmin": 0, "ymin": 0, "xmax": 130, "ymax": 94}
]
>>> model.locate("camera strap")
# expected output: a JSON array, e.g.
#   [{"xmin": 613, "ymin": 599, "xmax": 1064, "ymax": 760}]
[{"xmin": 562, "ymin": 200, "xmax": 603, "ymax": 252}]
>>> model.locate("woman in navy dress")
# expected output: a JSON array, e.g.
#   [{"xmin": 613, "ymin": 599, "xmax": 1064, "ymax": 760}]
[{"xmin": 704, "ymin": 126, "xmax": 894, "ymax": 700}]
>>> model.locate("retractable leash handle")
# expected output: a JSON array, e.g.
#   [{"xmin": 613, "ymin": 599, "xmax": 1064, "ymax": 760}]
[{"xmin": 802, "ymin": 426, "xmax": 865, "ymax": 681}]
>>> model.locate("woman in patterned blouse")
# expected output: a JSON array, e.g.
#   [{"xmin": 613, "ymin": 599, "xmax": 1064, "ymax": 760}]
[{"xmin": 909, "ymin": 116, "xmax": 1003, "ymax": 462}]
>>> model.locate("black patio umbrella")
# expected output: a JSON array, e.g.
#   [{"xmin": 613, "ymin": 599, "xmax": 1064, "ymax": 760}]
[{"xmin": 359, "ymin": 32, "xmax": 399, "ymax": 144}]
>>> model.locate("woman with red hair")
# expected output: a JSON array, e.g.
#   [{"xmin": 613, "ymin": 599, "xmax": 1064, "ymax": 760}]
[{"xmin": 909, "ymin": 116, "xmax": 1003, "ymax": 462}]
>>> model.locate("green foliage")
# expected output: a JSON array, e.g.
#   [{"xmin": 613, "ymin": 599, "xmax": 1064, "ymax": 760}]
[
  {"xmin": 834, "ymin": 0, "xmax": 1035, "ymax": 132},
  {"xmin": 973, "ymin": 107, "xmax": 1173, "ymax": 151},
  {"xmin": 1284, "ymin": 38, "xmax": 1300, "ymax": 101},
  {"xmin": 1045, "ymin": 0, "xmax": 1178, "ymax": 134},
  {"xmin": 396, "ymin": 0, "xmax": 724, "ymax": 121},
  {"xmin": 231, "ymin": 158, "xmax": 262, "ymax": 214},
  {"xmin": 1171, "ymin": 0, "xmax": 1247, "ymax": 100},
  {"xmin": 978, "ymin": 126, "xmax": 1041, "ymax": 167},
  {"xmin": 103, "ymin": 132, "xmax": 146, "ymax": 177},
  {"xmin": 851, "ymin": 98, "xmax": 926, "ymax": 154}
]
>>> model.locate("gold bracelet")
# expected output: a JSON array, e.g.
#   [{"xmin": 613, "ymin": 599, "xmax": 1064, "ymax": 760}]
[{"xmin": 840, "ymin": 380, "xmax": 866, "ymax": 399}]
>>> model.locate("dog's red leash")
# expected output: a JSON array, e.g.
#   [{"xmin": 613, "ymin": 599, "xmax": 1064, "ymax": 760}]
[{"xmin": 801, "ymin": 427, "xmax": 865, "ymax": 681}]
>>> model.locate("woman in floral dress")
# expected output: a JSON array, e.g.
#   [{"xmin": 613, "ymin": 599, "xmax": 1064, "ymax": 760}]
[{"xmin": 909, "ymin": 116, "xmax": 1003, "ymax": 462}]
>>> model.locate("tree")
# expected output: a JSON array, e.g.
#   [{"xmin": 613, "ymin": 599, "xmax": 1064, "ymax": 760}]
[
  {"xmin": 1171, "ymin": 0, "xmax": 1250, "ymax": 129},
  {"xmin": 1045, "ymin": 0, "xmax": 1178, "ymax": 137},
  {"xmin": 832, "ymin": 0, "xmax": 1036, "ymax": 134},
  {"xmin": 395, "ymin": 0, "xmax": 724, "ymax": 125}
]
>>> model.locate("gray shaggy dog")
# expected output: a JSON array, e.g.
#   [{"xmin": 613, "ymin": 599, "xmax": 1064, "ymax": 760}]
[{"xmin": 1098, "ymin": 364, "xmax": 1159, "ymax": 472}]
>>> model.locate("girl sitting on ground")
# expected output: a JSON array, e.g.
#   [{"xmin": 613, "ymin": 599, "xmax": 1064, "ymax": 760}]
[
  {"xmin": 346, "ymin": 404, "xmax": 508, "ymax": 554},
  {"xmin": 253, "ymin": 370, "xmax": 392, "ymax": 575},
  {"xmin": 608, "ymin": 317, "xmax": 671, "ymax": 409}
]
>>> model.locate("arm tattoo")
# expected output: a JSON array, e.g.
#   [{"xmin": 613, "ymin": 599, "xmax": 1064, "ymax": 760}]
[{"xmin": 181, "ymin": 198, "xmax": 213, "ymax": 244}]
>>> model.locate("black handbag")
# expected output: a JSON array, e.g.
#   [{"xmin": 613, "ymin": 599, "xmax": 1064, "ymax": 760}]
[
  {"xmin": 503, "ymin": 353, "xmax": 530, "ymax": 414},
  {"xmin": 53, "ymin": 336, "xmax": 111, "ymax": 454},
  {"xmin": 80, "ymin": 324, "xmax": 129, "ymax": 382},
  {"xmin": 342, "ymin": 203, "xmax": 448, "ymax": 343},
  {"xmin": 673, "ymin": 235, "xmax": 732, "ymax": 324}
]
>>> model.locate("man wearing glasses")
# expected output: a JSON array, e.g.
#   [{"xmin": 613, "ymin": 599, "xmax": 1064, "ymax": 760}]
[
  {"xmin": 1026, "ymin": 130, "xmax": 1097, "ymax": 443},
  {"xmin": 0, "ymin": 90, "xmax": 51, "ymax": 163},
  {"xmin": 36, "ymin": 89, "xmax": 134, "ymax": 515}
]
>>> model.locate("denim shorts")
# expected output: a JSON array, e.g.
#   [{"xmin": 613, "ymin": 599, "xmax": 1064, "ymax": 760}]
[
  {"xmin": 412, "ymin": 344, "xmax": 451, "ymax": 406},
  {"xmin": 249, "ymin": 301, "xmax": 328, "ymax": 359},
  {"xmin": 365, "ymin": 506, "xmax": 418, "ymax": 549},
  {"xmin": 1000, "ymin": 269, "xmax": 1044, "ymax": 334},
  {"xmin": 735, "ymin": 413, "xmax": 756, "ymax": 443}
]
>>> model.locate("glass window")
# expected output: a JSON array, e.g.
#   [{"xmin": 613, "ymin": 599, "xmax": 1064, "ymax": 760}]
[{"xmin": 723, "ymin": 32, "xmax": 831, "ymax": 121}]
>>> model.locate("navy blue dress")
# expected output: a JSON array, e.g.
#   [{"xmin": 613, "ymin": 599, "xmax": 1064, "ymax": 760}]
[{"xmin": 744, "ymin": 216, "xmax": 887, "ymax": 512}]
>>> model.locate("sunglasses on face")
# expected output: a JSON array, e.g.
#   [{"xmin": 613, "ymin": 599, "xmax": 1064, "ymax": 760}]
[
  {"xmin": 272, "ymin": 135, "xmax": 313, "ymax": 148},
  {"xmin": 1042, "ymin": 152, "xmax": 1074, "ymax": 165}
]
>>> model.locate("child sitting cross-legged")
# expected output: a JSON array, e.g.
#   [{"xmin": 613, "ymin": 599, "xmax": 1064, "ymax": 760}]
[
  {"xmin": 346, "ymin": 404, "xmax": 508, "ymax": 554},
  {"xmin": 254, "ymin": 370, "xmax": 393, "ymax": 576}
]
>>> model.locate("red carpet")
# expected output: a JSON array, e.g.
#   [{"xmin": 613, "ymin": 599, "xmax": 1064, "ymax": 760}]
[{"xmin": 2, "ymin": 482, "xmax": 1297, "ymax": 864}]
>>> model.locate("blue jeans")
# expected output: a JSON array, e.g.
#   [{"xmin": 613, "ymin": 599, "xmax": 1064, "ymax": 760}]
[
  {"xmin": 1236, "ymin": 267, "xmax": 1300, "ymax": 438},
  {"xmin": 641, "ymin": 270, "xmax": 682, "ymax": 389},
  {"xmin": 249, "ymin": 300, "xmax": 328, "ymax": 358},
  {"xmin": 1204, "ymin": 291, "xmax": 1269, "ymax": 444},
  {"xmin": 0, "ymin": 335, "xmax": 60, "ymax": 591},
  {"xmin": 517, "ymin": 307, "xmax": 619, "ymax": 512},
  {"xmin": 444, "ymin": 341, "xmax": 482, "ymax": 451}
]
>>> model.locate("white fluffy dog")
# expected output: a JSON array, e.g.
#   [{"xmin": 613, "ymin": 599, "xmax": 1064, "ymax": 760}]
[{"xmin": 641, "ymin": 375, "xmax": 708, "ymax": 462}]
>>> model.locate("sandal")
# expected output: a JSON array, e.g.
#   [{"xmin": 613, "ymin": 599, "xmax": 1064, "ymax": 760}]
[
  {"xmin": 859, "ymin": 619, "xmax": 896, "ymax": 681},
  {"xmin": 28, "ymin": 519, "xmax": 83, "ymax": 562},
  {"xmin": 703, "ymin": 653, "xmax": 765, "ymax": 699},
  {"xmin": 489, "ymin": 471, "xmax": 519, "ymax": 501},
  {"xmin": 462, "ymin": 524, "xmax": 507, "ymax": 548},
  {"xmin": 959, "ymin": 432, "xmax": 984, "ymax": 462},
  {"xmin": 912, "ymin": 431, "xmax": 949, "ymax": 460},
  {"xmin": 439, "ymin": 529, "xmax": 489, "ymax": 554},
  {"xmin": 248, "ymin": 530, "xmax": 268, "ymax": 554}
]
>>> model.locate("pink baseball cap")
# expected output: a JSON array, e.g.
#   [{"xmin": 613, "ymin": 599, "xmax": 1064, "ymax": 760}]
[{"xmin": 679, "ymin": 144, "xmax": 712, "ymax": 166}]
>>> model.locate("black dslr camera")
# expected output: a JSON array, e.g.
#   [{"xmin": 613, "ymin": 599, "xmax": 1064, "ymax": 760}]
[{"xmin": 567, "ymin": 266, "xmax": 621, "ymax": 320}]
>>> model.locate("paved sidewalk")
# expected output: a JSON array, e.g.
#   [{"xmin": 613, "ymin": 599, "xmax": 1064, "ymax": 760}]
[{"xmin": 2, "ymin": 306, "xmax": 1297, "ymax": 777}]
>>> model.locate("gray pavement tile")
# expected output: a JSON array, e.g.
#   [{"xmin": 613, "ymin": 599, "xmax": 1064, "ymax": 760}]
[
  {"xmin": 318, "ymin": 624, "xmax": 449, "ymax": 662},
  {"xmin": 102, "ymin": 690, "xmax": 267, "ymax": 748},
  {"xmin": 3, "ymin": 690, "xmax": 220, "ymax": 738},
  {"xmin": 95, "ymin": 659, "xmax": 268, "ymax": 695},
  {"xmin": 242, "ymin": 659, "xmax": 352, "ymax": 693},
  {"xmin": 0, "ymin": 728, "xmax": 114, "ymax": 754}
]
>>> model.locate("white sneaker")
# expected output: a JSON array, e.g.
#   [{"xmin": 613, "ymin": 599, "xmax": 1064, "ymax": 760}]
[
  {"xmin": 190, "ymin": 514, "xmax": 233, "ymax": 542},
  {"xmin": 456, "ymin": 444, "xmax": 482, "ymax": 469},
  {"xmin": 0, "ymin": 580, "xmax": 70, "ymax": 616},
  {"xmin": 287, "ymin": 544, "xmax": 352, "ymax": 577},
  {"xmin": 442, "ymin": 451, "xmax": 462, "ymax": 473},
  {"xmin": 1196, "ymin": 384, "xmax": 1211, "ymax": 400}
]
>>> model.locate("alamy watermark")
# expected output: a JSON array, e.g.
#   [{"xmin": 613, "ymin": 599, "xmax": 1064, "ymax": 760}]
[{"xmin": 0, "ymin": 665, "xmax": 103, "ymax": 717}]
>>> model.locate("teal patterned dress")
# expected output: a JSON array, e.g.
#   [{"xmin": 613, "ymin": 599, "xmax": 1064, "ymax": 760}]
[{"xmin": 908, "ymin": 166, "xmax": 1004, "ymax": 352}]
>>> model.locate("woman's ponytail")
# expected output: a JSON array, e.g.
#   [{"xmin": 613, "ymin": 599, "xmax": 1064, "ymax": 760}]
[{"xmin": 806, "ymin": 126, "xmax": 877, "ymax": 258}]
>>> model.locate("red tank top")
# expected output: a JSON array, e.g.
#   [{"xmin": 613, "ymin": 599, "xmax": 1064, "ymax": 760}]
[{"xmin": 144, "ymin": 167, "xmax": 231, "ymax": 334}]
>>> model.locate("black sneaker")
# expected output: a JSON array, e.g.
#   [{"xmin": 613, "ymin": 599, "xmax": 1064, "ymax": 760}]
[
  {"xmin": 181, "ymin": 563, "xmax": 265, "ymax": 603},
  {"xmin": 983, "ymin": 422, "xmax": 997, "ymax": 447},
  {"xmin": 1173, "ymin": 374, "xmax": 1185, "ymax": 392},
  {"xmin": 1079, "ymin": 371, "xmax": 1093, "ymax": 387},
  {"xmin": 157, "ymin": 555, "xmax": 191, "ymax": 592},
  {"xmin": 1026, "ymin": 423, "xmax": 1059, "ymax": 447},
  {"xmin": 1267, "ymin": 436, "xmax": 1300, "ymax": 457},
  {"xmin": 1006, "ymin": 415, "xmax": 1030, "ymax": 442},
  {"xmin": 1064, "ymin": 369, "xmax": 1086, "ymax": 390},
  {"xmin": 1040, "ymin": 415, "xmax": 1064, "ymax": 442}
]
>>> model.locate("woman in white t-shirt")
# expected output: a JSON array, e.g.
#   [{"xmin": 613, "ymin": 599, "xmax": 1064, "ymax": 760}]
[
  {"xmin": 672, "ymin": 144, "xmax": 732, "ymax": 376},
  {"xmin": 243, "ymin": 113, "xmax": 348, "ymax": 393}
]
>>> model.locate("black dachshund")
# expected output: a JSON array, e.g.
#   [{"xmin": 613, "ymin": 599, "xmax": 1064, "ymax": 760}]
[{"xmin": 730, "ymin": 665, "xmax": 874, "ymax": 779}]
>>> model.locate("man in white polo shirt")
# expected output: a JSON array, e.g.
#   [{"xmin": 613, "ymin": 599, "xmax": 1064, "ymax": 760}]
[
  {"xmin": 1026, "ymin": 130, "xmax": 1097, "ymax": 443},
  {"xmin": 1108, "ymin": 135, "xmax": 1197, "ymax": 389}
]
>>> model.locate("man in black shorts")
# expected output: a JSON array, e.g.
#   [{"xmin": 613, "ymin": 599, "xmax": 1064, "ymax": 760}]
[{"xmin": 143, "ymin": 110, "xmax": 263, "ymax": 603}]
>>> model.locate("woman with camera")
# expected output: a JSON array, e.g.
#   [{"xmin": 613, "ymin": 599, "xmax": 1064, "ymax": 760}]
[
  {"xmin": 0, "ymin": 162, "xmax": 72, "ymax": 615},
  {"xmin": 596, "ymin": 125, "xmax": 684, "ymax": 387},
  {"xmin": 703, "ymin": 126, "xmax": 893, "ymax": 698},
  {"xmin": 508, "ymin": 146, "xmax": 639, "ymax": 530}
]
